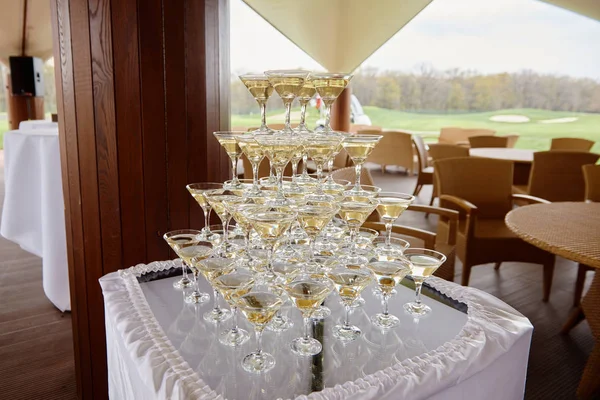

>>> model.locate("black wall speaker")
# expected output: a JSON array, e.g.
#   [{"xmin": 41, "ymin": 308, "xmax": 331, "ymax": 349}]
[{"xmin": 9, "ymin": 56, "xmax": 45, "ymax": 97}]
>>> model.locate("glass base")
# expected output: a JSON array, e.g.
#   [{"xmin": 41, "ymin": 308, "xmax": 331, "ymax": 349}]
[
  {"xmin": 242, "ymin": 351, "xmax": 276, "ymax": 374},
  {"xmin": 219, "ymin": 327, "xmax": 250, "ymax": 346},
  {"xmin": 347, "ymin": 187, "xmax": 377, "ymax": 198},
  {"xmin": 185, "ymin": 290, "xmax": 210, "ymax": 304},
  {"xmin": 349, "ymin": 296, "xmax": 365, "ymax": 308},
  {"xmin": 371, "ymin": 313, "xmax": 400, "ymax": 329},
  {"xmin": 305, "ymin": 193, "xmax": 334, "ymax": 203},
  {"xmin": 198, "ymin": 230, "xmax": 221, "ymax": 243},
  {"xmin": 253, "ymin": 126, "xmax": 275, "ymax": 135},
  {"xmin": 322, "ymin": 181, "xmax": 346, "ymax": 192},
  {"xmin": 340, "ymin": 254, "xmax": 369, "ymax": 268},
  {"xmin": 375, "ymin": 243, "xmax": 407, "ymax": 257},
  {"xmin": 314, "ymin": 239, "xmax": 339, "ymax": 255},
  {"xmin": 203, "ymin": 307, "xmax": 232, "ymax": 323},
  {"xmin": 265, "ymin": 197, "xmax": 289, "ymax": 207},
  {"xmin": 404, "ymin": 302, "xmax": 432, "ymax": 316},
  {"xmin": 223, "ymin": 179, "xmax": 244, "ymax": 190},
  {"xmin": 290, "ymin": 337, "xmax": 322, "ymax": 356},
  {"xmin": 173, "ymin": 276, "xmax": 193, "ymax": 290},
  {"xmin": 310, "ymin": 306, "xmax": 331, "ymax": 320},
  {"xmin": 295, "ymin": 174, "xmax": 318, "ymax": 184},
  {"xmin": 259, "ymin": 176, "xmax": 278, "ymax": 187},
  {"xmin": 333, "ymin": 324, "xmax": 362, "ymax": 343},
  {"xmin": 266, "ymin": 315, "xmax": 294, "ymax": 332}
]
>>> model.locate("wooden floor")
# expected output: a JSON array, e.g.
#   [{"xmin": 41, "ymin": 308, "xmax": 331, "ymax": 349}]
[
  {"xmin": 0, "ymin": 151, "xmax": 77, "ymax": 400},
  {"xmin": 0, "ymin": 157, "xmax": 594, "ymax": 399}
]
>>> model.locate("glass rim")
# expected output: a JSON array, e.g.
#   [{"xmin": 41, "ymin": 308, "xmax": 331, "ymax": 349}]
[
  {"xmin": 372, "ymin": 236, "xmax": 410, "ymax": 248},
  {"xmin": 213, "ymin": 131, "xmax": 248, "ymax": 136},
  {"xmin": 342, "ymin": 134, "xmax": 383, "ymax": 141},
  {"xmin": 238, "ymin": 73, "xmax": 268, "ymax": 80},
  {"xmin": 186, "ymin": 182, "xmax": 224, "ymax": 190},
  {"xmin": 163, "ymin": 229, "xmax": 202, "ymax": 238},
  {"xmin": 403, "ymin": 248, "xmax": 447, "ymax": 261},
  {"xmin": 311, "ymin": 72, "xmax": 353, "ymax": 79},
  {"xmin": 377, "ymin": 192, "xmax": 416, "ymax": 201},
  {"xmin": 264, "ymin": 69, "xmax": 311, "ymax": 77}
]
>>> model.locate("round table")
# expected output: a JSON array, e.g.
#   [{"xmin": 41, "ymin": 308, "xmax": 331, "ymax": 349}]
[
  {"xmin": 470, "ymin": 148, "xmax": 535, "ymax": 185},
  {"xmin": 506, "ymin": 202, "xmax": 600, "ymax": 398}
]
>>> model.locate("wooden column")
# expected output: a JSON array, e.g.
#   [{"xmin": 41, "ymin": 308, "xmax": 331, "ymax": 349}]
[
  {"xmin": 50, "ymin": 0, "xmax": 230, "ymax": 398},
  {"xmin": 330, "ymin": 87, "xmax": 351, "ymax": 132}
]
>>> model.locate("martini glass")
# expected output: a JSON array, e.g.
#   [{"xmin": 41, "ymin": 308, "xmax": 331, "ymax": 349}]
[
  {"xmin": 246, "ymin": 210, "xmax": 297, "ymax": 282},
  {"xmin": 327, "ymin": 266, "xmax": 373, "ymax": 342},
  {"xmin": 235, "ymin": 282, "xmax": 285, "ymax": 373},
  {"xmin": 338, "ymin": 195, "xmax": 380, "ymax": 267},
  {"xmin": 296, "ymin": 78, "xmax": 316, "ymax": 133},
  {"xmin": 341, "ymin": 135, "xmax": 383, "ymax": 196},
  {"xmin": 323, "ymin": 138, "xmax": 348, "ymax": 190},
  {"xmin": 285, "ymin": 273, "xmax": 334, "ymax": 356},
  {"xmin": 193, "ymin": 256, "xmax": 237, "ymax": 323},
  {"xmin": 254, "ymin": 134, "xmax": 302, "ymax": 205},
  {"xmin": 239, "ymin": 74, "xmax": 274, "ymax": 134},
  {"xmin": 213, "ymin": 271, "xmax": 255, "ymax": 346},
  {"xmin": 203, "ymin": 189, "xmax": 244, "ymax": 256},
  {"xmin": 163, "ymin": 229, "xmax": 201, "ymax": 290},
  {"xmin": 303, "ymin": 134, "xmax": 344, "ymax": 202},
  {"xmin": 296, "ymin": 204, "xmax": 340, "ymax": 272},
  {"xmin": 226, "ymin": 202, "xmax": 268, "ymax": 262},
  {"xmin": 237, "ymin": 136, "xmax": 265, "ymax": 197},
  {"xmin": 311, "ymin": 72, "xmax": 353, "ymax": 132},
  {"xmin": 289, "ymin": 144, "xmax": 305, "ymax": 192},
  {"xmin": 368, "ymin": 255, "xmax": 412, "ymax": 329},
  {"xmin": 264, "ymin": 70, "xmax": 309, "ymax": 134},
  {"xmin": 375, "ymin": 192, "xmax": 415, "ymax": 256},
  {"xmin": 213, "ymin": 131, "xmax": 246, "ymax": 189},
  {"xmin": 403, "ymin": 248, "xmax": 447, "ymax": 317},
  {"xmin": 186, "ymin": 182, "xmax": 224, "ymax": 240}
]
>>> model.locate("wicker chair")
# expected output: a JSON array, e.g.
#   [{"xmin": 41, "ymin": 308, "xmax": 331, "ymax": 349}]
[
  {"xmin": 426, "ymin": 144, "xmax": 470, "ymax": 207},
  {"xmin": 435, "ymin": 157, "xmax": 556, "ymax": 300},
  {"xmin": 438, "ymin": 127, "xmax": 496, "ymax": 146},
  {"xmin": 468, "ymin": 135, "xmax": 509, "ymax": 148},
  {"xmin": 573, "ymin": 164, "xmax": 600, "ymax": 307},
  {"xmin": 551, "ymin": 137, "xmax": 594, "ymax": 151},
  {"xmin": 412, "ymin": 135, "xmax": 434, "ymax": 200},
  {"xmin": 513, "ymin": 151, "xmax": 600, "ymax": 202},
  {"xmin": 363, "ymin": 204, "xmax": 459, "ymax": 281},
  {"xmin": 505, "ymin": 134, "xmax": 520, "ymax": 148},
  {"xmin": 363, "ymin": 131, "xmax": 413, "ymax": 174}
]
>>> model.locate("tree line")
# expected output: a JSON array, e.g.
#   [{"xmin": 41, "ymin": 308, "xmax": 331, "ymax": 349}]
[{"xmin": 352, "ymin": 66, "xmax": 600, "ymax": 113}]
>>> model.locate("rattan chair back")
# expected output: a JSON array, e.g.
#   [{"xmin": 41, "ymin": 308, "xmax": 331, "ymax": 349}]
[
  {"xmin": 350, "ymin": 124, "xmax": 381, "ymax": 133},
  {"xmin": 364, "ymin": 131, "xmax": 413, "ymax": 171},
  {"xmin": 505, "ymin": 134, "xmax": 520, "ymax": 148},
  {"xmin": 550, "ymin": 137, "xmax": 594, "ymax": 152},
  {"xmin": 435, "ymin": 157, "xmax": 514, "ymax": 219},
  {"xmin": 413, "ymin": 135, "xmax": 429, "ymax": 172},
  {"xmin": 468, "ymin": 135, "xmax": 509, "ymax": 148},
  {"xmin": 583, "ymin": 164, "xmax": 600, "ymax": 202},
  {"xmin": 428, "ymin": 144, "xmax": 470, "ymax": 161},
  {"xmin": 439, "ymin": 127, "xmax": 496, "ymax": 145},
  {"xmin": 527, "ymin": 151, "xmax": 600, "ymax": 202}
]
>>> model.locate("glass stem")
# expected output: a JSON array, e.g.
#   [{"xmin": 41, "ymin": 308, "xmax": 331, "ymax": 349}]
[
  {"xmin": 299, "ymin": 102, "xmax": 307, "ymax": 128},
  {"xmin": 256, "ymin": 327, "xmax": 264, "ymax": 355},
  {"xmin": 203, "ymin": 209, "xmax": 211, "ymax": 234},
  {"xmin": 383, "ymin": 293, "xmax": 390, "ymax": 316},
  {"xmin": 303, "ymin": 316, "xmax": 311, "ymax": 341},
  {"xmin": 344, "ymin": 305, "xmax": 351, "ymax": 328},
  {"xmin": 251, "ymin": 161, "xmax": 260, "ymax": 191},
  {"xmin": 275, "ymin": 167, "xmax": 285, "ymax": 200},
  {"xmin": 270, "ymin": 163, "xmax": 275, "ymax": 180},
  {"xmin": 308, "ymin": 237, "xmax": 316, "ymax": 261},
  {"xmin": 324, "ymin": 104, "xmax": 332, "ymax": 131},
  {"xmin": 259, "ymin": 102, "xmax": 268, "ymax": 131},
  {"xmin": 385, "ymin": 222, "xmax": 393, "ymax": 247},
  {"xmin": 193, "ymin": 270, "xmax": 199, "ymax": 294},
  {"xmin": 414, "ymin": 279, "xmax": 424, "ymax": 306},
  {"xmin": 326, "ymin": 158, "xmax": 334, "ymax": 182},
  {"xmin": 354, "ymin": 163, "xmax": 362, "ymax": 191},
  {"xmin": 292, "ymin": 159, "xmax": 299, "ymax": 178},
  {"xmin": 221, "ymin": 219, "xmax": 228, "ymax": 253},
  {"xmin": 213, "ymin": 289, "xmax": 221, "ymax": 312},
  {"xmin": 182, "ymin": 261, "xmax": 189, "ymax": 281},
  {"xmin": 316, "ymin": 163, "xmax": 323, "ymax": 181},
  {"xmin": 231, "ymin": 306, "xmax": 239, "ymax": 332},
  {"xmin": 302, "ymin": 153, "xmax": 309, "ymax": 176},
  {"xmin": 230, "ymin": 156, "xmax": 238, "ymax": 183},
  {"xmin": 284, "ymin": 101, "xmax": 292, "ymax": 132},
  {"xmin": 266, "ymin": 245, "xmax": 274, "ymax": 276},
  {"xmin": 349, "ymin": 227, "xmax": 358, "ymax": 256}
]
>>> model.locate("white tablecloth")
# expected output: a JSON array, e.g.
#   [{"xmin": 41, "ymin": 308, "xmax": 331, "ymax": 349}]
[
  {"xmin": 1, "ymin": 128, "xmax": 70, "ymax": 311},
  {"xmin": 19, "ymin": 120, "xmax": 59, "ymax": 131},
  {"xmin": 100, "ymin": 260, "xmax": 533, "ymax": 400}
]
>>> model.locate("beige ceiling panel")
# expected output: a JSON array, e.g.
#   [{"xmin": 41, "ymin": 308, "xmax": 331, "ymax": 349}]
[
  {"xmin": 541, "ymin": 0, "xmax": 600, "ymax": 21},
  {"xmin": 243, "ymin": 0, "xmax": 432, "ymax": 72},
  {"xmin": 0, "ymin": 0, "xmax": 53, "ymax": 64}
]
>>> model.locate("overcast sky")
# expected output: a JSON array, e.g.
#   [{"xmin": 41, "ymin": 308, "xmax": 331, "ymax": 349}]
[{"xmin": 230, "ymin": 0, "xmax": 600, "ymax": 79}]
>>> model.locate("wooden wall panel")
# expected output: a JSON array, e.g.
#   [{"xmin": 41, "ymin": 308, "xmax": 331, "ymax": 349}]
[
  {"xmin": 51, "ymin": 0, "xmax": 231, "ymax": 397},
  {"xmin": 111, "ymin": 0, "xmax": 146, "ymax": 268}
]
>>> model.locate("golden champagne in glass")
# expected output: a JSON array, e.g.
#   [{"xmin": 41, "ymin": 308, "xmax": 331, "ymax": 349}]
[
  {"xmin": 311, "ymin": 73, "xmax": 352, "ymax": 132},
  {"xmin": 265, "ymin": 70, "xmax": 309, "ymax": 134},
  {"xmin": 239, "ymin": 74, "xmax": 274, "ymax": 134}
]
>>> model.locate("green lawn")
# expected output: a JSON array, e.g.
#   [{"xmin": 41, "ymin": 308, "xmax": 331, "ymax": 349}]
[{"xmin": 232, "ymin": 107, "xmax": 600, "ymax": 152}]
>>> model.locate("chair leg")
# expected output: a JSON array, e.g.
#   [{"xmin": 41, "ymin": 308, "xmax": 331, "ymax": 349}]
[
  {"xmin": 574, "ymin": 263, "xmax": 589, "ymax": 307},
  {"xmin": 461, "ymin": 263, "xmax": 472, "ymax": 287},
  {"xmin": 494, "ymin": 262, "xmax": 501, "ymax": 270},
  {"xmin": 561, "ymin": 306, "xmax": 586, "ymax": 334},
  {"xmin": 412, "ymin": 184, "xmax": 422, "ymax": 196},
  {"xmin": 381, "ymin": 165, "xmax": 386, "ymax": 174},
  {"xmin": 542, "ymin": 260, "xmax": 555, "ymax": 302}
]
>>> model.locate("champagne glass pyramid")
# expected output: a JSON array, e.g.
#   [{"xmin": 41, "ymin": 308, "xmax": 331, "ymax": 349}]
[
  {"xmin": 239, "ymin": 74, "xmax": 274, "ymax": 134},
  {"xmin": 213, "ymin": 131, "xmax": 246, "ymax": 189},
  {"xmin": 375, "ymin": 192, "xmax": 415, "ymax": 256},
  {"xmin": 403, "ymin": 248, "xmax": 447, "ymax": 317},
  {"xmin": 296, "ymin": 78, "xmax": 316, "ymax": 134},
  {"xmin": 163, "ymin": 229, "xmax": 204, "ymax": 292},
  {"xmin": 311, "ymin": 72, "xmax": 353, "ymax": 132},
  {"xmin": 254, "ymin": 134, "xmax": 302, "ymax": 205},
  {"xmin": 264, "ymin": 69, "xmax": 309, "ymax": 134},
  {"xmin": 342, "ymin": 134, "xmax": 383, "ymax": 195}
]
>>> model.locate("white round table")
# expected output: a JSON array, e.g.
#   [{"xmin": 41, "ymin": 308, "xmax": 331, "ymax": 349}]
[
  {"xmin": 18, "ymin": 120, "xmax": 59, "ymax": 131},
  {"xmin": 1, "ymin": 128, "xmax": 70, "ymax": 311},
  {"xmin": 470, "ymin": 148, "xmax": 535, "ymax": 185}
]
